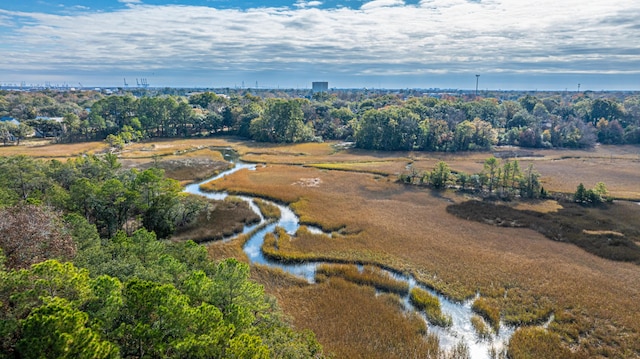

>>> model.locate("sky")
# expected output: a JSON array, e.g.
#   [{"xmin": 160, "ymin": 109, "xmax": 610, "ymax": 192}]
[{"xmin": 1, "ymin": 0, "xmax": 639, "ymax": 90}]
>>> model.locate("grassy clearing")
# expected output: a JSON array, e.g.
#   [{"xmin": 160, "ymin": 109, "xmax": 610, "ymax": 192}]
[
  {"xmin": 0, "ymin": 140, "xmax": 108, "ymax": 159},
  {"xmin": 315, "ymin": 264, "xmax": 409, "ymax": 295},
  {"xmin": 254, "ymin": 198, "xmax": 281, "ymax": 220},
  {"xmin": 409, "ymin": 287, "xmax": 452, "ymax": 328},
  {"xmin": 172, "ymin": 196, "xmax": 260, "ymax": 243},
  {"xmin": 304, "ymin": 161, "xmax": 400, "ymax": 176}
]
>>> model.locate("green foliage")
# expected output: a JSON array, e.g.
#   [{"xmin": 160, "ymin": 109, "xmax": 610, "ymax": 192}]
[
  {"xmin": 1, "ymin": 251, "xmax": 324, "ymax": 358},
  {"xmin": 430, "ymin": 161, "xmax": 451, "ymax": 189},
  {"xmin": 250, "ymin": 98, "xmax": 312, "ymax": 143},
  {"xmin": 7, "ymin": 90, "xmax": 640, "ymax": 149},
  {"xmin": 574, "ymin": 182, "xmax": 608, "ymax": 204},
  {"xmin": 17, "ymin": 298, "xmax": 119, "ymax": 359}
]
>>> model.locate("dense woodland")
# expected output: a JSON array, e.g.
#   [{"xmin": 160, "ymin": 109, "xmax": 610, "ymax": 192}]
[
  {"xmin": 0, "ymin": 155, "xmax": 323, "ymax": 358},
  {"xmin": 1, "ymin": 89, "xmax": 640, "ymax": 150}
]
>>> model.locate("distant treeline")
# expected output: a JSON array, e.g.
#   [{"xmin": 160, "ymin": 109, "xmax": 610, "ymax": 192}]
[{"xmin": 2, "ymin": 89, "xmax": 640, "ymax": 150}]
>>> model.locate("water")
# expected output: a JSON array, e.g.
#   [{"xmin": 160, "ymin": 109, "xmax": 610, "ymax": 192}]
[{"xmin": 185, "ymin": 158, "xmax": 520, "ymax": 358}]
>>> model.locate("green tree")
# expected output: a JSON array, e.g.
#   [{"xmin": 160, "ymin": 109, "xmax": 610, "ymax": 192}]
[
  {"xmin": 430, "ymin": 161, "xmax": 451, "ymax": 189},
  {"xmin": 250, "ymin": 99, "xmax": 311, "ymax": 143},
  {"xmin": 17, "ymin": 298, "xmax": 119, "ymax": 359},
  {"xmin": 574, "ymin": 183, "xmax": 587, "ymax": 203},
  {"xmin": 483, "ymin": 156, "xmax": 499, "ymax": 193}
]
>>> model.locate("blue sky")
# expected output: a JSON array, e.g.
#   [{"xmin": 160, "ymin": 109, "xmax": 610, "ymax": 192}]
[{"xmin": 1, "ymin": 0, "xmax": 639, "ymax": 90}]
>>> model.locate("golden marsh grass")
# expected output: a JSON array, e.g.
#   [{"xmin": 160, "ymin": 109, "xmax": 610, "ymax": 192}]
[
  {"xmin": 204, "ymin": 141, "xmax": 640, "ymax": 357},
  {"xmin": 10, "ymin": 139, "xmax": 640, "ymax": 357}
]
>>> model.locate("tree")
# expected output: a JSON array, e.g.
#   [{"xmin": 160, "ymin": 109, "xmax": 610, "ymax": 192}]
[
  {"xmin": 0, "ymin": 205, "xmax": 76, "ymax": 270},
  {"xmin": 250, "ymin": 99, "xmax": 311, "ymax": 143},
  {"xmin": 483, "ymin": 156, "xmax": 499, "ymax": 193},
  {"xmin": 17, "ymin": 298, "xmax": 119, "ymax": 359},
  {"xmin": 520, "ymin": 164, "xmax": 541, "ymax": 199},
  {"xmin": 574, "ymin": 183, "xmax": 587, "ymax": 203},
  {"xmin": 430, "ymin": 161, "xmax": 451, "ymax": 189}
]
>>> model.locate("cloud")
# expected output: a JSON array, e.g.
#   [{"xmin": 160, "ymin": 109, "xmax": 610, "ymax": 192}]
[
  {"xmin": 0, "ymin": 0, "xmax": 639, "ymax": 88},
  {"xmin": 361, "ymin": 0, "xmax": 406, "ymax": 10},
  {"xmin": 295, "ymin": 1, "xmax": 323, "ymax": 8}
]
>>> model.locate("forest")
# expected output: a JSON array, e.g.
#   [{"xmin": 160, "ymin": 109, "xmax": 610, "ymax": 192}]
[
  {"xmin": 0, "ymin": 154, "xmax": 323, "ymax": 358},
  {"xmin": 1, "ymin": 89, "xmax": 639, "ymax": 151}
]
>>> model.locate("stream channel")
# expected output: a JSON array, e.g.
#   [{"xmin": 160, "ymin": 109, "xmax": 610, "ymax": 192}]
[{"xmin": 184, "ymin": 150, "xmax": 517, "ymax": 358}]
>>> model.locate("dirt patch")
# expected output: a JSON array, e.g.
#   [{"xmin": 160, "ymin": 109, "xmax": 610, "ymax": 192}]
[{"xmin": 292, "ymin": 178, "xmax": 322, "ymax": 187}]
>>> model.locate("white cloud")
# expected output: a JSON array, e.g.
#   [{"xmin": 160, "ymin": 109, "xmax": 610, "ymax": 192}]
[
  {"xmin": 361, "ymin": 0, "xmax": 406, "ymax": 10},
  {"xmin": 0, "ymin": 0, "xmax": 639, "ymax": 88},
  {"xmin": 295, "ymin": 1, "xmax": 323, "ymax": 8}
]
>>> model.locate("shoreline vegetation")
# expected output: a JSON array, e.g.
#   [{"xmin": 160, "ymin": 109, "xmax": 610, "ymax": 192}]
[{"xmin": 1, "ymin": 138, "xmax": 639, "ymax": 358}]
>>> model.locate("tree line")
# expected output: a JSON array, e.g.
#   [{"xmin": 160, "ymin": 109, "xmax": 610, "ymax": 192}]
[
  {"xmin": 0, "ymin": 153, "xmax": 325, "ymax": 358},
  {"xmin": 2, "ymin": 89, "xmax": 640, "ymax": 151},
  {"xmin": 401, "ymin": 156, "xmax": 544, "ymax": 199}
]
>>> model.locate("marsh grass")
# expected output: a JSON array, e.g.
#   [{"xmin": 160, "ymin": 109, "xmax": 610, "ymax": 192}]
[
  {"xmin": 254, "ymin": 198, "xmax": 281, "ymax": 220},
  {"xmin": 172, "ymin": 196, "xmax": 260, "ymax": 243},
  {"xmin": 472, "ymin": 297, "xmax": 501, "ymax": 333},
  {"xmin": 0, "ymin": 140, "xmax": 108, "ymax": 158},
  {"xmin": 409, "ymin": 287, "xmax": 452, "ymax": 328},
  {"xmin": 260, "ymin": 276, "xmax": 443, "ymax": 359},
  {"xmin": 209, "ymin": 153, "xmax": 640, "ymax": 357},
  {"xmin": 16, "ymin": 139, "xmax": 640, "ymax": 357},
  {"xmin": 315, "ymin": 264, "xmax": 409, "ymax": 295},
  {"xmin": 507, "ymin": 327, "xmax": 577, "ymax": 359},
  {"xmin": 447, "ymin": 200, "xmax": 640, "ymax": 264},
  {"xmin": 470, "ymin": 315, "xmax": 492, "ymax": 340}
]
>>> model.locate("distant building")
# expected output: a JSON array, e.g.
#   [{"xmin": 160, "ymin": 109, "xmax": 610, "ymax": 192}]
[
  {"xmin": 312, "ymin": 82, "xmax": 329, "ymax": 93},
  {"xmin": 0, "ymin": 116, "xmax": 20, "ymax": 126}
]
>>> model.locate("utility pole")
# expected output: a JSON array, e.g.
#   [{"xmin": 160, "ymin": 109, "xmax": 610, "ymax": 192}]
[{"xmin": 475, "ymin": 74, "xmax": 480, "ymax": 97}]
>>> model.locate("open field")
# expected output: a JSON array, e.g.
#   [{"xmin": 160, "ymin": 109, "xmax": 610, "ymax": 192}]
[
  {"xmin": 5, "ymin": 138, "xmax": 640, "ymax": 357},
  {"xmin": 201, "ymin": 140, "xmax": 640, "ymax": 358},
  {"xmin": 0, "ymin": 139, "xmax": 109, "ymax": 159}
]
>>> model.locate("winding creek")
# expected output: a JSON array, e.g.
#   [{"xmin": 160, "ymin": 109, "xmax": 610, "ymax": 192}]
[{"xmin": 184, "ymin": 151, "xmax": 517, "ymax": 358}]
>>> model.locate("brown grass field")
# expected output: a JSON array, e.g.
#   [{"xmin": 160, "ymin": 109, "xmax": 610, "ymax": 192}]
[
  {"xmin": 6, "ymin": 138, "xmax": 640, "ymax": 358},
  {"xmin": 201, "ymin": 140, "xmax": 640, "ymax": 358}
]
